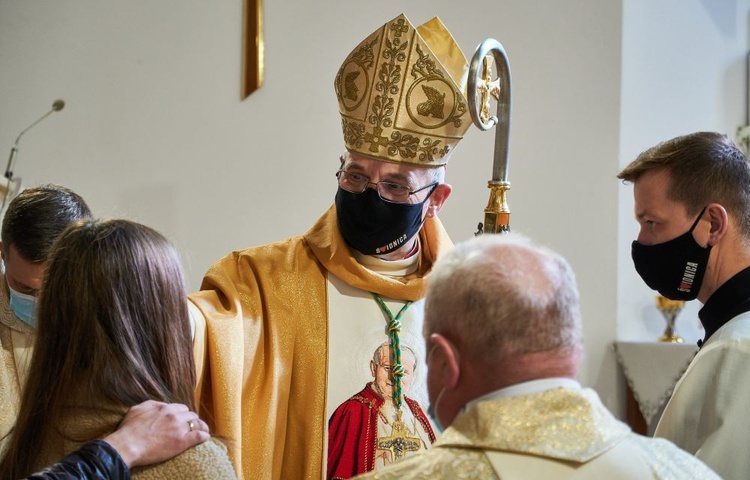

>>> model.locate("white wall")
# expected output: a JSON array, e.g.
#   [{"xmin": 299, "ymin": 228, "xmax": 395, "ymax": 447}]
[
  {"xmin": 0, "ymin": 1, "xmax": 622, "ymax": 409},
  {"xmin": 619, "ymin": 0, "xmax": 750, "ymax": 346}
]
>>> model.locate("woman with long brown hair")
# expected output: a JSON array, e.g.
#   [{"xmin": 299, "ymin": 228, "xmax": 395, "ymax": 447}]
[{"xmin": 0, "ymin": 219, "xmax": 236, "ymax": 479}]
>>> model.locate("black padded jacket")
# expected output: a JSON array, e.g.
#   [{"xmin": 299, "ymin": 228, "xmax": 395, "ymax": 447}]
[{"xmin": 24, "ymin": 440, "xmax": 130, "ymax": 480}]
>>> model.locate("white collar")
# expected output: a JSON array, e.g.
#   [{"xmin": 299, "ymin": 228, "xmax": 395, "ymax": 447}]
[{"xmin": 352, "ymin": 237, "xmax": 420, "ymax": 278}]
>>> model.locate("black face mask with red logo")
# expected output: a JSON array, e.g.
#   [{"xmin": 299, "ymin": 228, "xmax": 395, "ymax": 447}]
[
  {"xmin": 335, "ymin": 187, "xmax": 426, "ymax": 256},
  {"xmin": 631, "ymin": 207, "xmax": 711, "ymax": 301}
]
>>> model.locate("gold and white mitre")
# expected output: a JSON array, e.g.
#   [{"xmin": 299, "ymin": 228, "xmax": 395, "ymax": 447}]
[{"xmin": 335, "ymin": 13, "xmax": 471, "ymax": 166}]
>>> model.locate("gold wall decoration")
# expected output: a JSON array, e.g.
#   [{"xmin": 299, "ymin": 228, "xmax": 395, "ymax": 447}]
[{"xmin": 242, "ymin": 0, "xmax": 264, "ymax": 99}]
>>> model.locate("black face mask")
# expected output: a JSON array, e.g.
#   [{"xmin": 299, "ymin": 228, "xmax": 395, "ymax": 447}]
[
  {"xmin": 631, "ymin": 207, "xmax": 711, "ymax": 301},
  {"xmin": 335, "ymin": 187, "xmax": 428, "ymax": 255}
]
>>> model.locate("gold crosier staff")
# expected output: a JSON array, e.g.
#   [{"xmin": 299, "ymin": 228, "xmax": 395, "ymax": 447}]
[{"xmin": 468, "ymin": 39, "xmax": 512, "ymax": 234}]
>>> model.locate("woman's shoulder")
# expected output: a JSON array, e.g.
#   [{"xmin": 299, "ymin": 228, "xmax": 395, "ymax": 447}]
[{"xmin": 133, "ymin": 438, "xmax": 237, "ymax": 480}]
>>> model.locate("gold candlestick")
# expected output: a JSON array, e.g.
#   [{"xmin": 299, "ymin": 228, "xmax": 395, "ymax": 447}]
[{"xmin": 655, "ymin": 295, "xmax": 685, "ymax": 343}]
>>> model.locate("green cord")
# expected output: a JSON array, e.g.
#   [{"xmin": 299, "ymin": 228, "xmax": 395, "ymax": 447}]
[{"xmin": 372, "ymin": 293, "xmax": 411, "ymax": 409}]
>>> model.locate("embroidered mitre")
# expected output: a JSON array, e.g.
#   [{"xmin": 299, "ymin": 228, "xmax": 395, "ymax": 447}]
[{"xmin": 335, "ymin": 14, "xmax": 470, "ymax": 166}]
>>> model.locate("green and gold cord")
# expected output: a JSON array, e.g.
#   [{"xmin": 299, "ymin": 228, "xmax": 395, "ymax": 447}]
[{"xmin": 372, "ymin": 293, "xmax": 411, "ymax": 409}]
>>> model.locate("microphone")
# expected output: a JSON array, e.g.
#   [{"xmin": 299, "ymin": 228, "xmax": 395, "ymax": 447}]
[{"xmin": 1, "ymin": 99, "xmax": 65, "ymax": 211}]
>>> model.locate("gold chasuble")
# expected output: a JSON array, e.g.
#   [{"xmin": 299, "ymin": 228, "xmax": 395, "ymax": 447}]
[{"xmin": 189, "ymin": 205, "xmax": 452, "ymax": 480}]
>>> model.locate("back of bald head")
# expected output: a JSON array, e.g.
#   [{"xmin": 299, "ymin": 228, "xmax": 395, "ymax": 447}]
[{"xmin": 424, "ymin": 233, "xmax": 583, "ymax": 367}]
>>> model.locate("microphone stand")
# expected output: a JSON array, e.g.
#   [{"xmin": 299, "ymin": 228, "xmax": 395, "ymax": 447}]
[{"xmin": 1, "ymin": 100, "xmax": 65, "ymax": 212}]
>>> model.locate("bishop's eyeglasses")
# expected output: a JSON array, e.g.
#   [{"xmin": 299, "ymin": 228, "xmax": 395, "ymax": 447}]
[{"xmin": 336, "ymin": 169, "xmax": 437, "ymax": 204}]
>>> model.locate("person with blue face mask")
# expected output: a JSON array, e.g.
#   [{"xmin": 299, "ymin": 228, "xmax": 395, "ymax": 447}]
[
  {"xmin": 356, "ymin": 233, "xmax": 720, "ymax": 480},
  {"xmin": 3, "ymin": 251, "xmax": 42, "ymax": 327},
  {"xmin": 618, "ymin": 132, "xmax": 750, "ymax": 480},
  {"xmin": 0, "ymin": 187, "xmax": 215, "ymax": 479},
  {"xmin": 0, "ymin": 184, "xmax": 92, "ymax": 449}
]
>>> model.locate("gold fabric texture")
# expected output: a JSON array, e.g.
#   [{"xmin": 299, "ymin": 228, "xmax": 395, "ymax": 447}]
[
  {"xmin": 189, "ymin": 205, "xmax": 452, "ymax": 480},
  {"xmin": 0, "ymin": 274, "xmax": 34, "ymax": 456},
  {"xmin": 357, "ymin": 388, "xmax": 721, "ymax": 479},
  {"xmin": 438, "ymin": 388, "xmax": 629, "ymax": 462},
  {"xmin": 365, "ymin": 448, "xmax": 495, "ymax": 480},
  {"xmin": 335, "ymin": 14, "xmax": 470, "ymax": 166}
]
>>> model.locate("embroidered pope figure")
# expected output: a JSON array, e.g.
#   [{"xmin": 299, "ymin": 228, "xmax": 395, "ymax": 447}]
[{"xmin": 327, "ymin": 342, "xmax": 436, "ymax": 479}]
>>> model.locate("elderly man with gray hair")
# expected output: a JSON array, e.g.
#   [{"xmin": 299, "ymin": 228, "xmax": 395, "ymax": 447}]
[{"xmin": 357, "ymin": 233, "xmax": 719, "ymax": 479}]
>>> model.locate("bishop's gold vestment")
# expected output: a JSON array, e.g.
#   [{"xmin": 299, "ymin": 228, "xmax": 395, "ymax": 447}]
[
  {"xmin": 356, "ymin": 387, "xmax": 720, "ymax": 479},
  {"xmin": 189, "ymin": 206, "xmax": 452, "ymax": 480}
]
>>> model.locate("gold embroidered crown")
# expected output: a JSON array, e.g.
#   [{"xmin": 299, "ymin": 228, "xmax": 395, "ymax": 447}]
[{"xmin": 335, "ymin": 14, "xmax": 470, "ymax": 167}]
